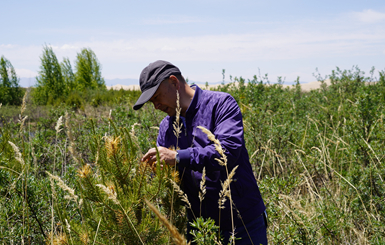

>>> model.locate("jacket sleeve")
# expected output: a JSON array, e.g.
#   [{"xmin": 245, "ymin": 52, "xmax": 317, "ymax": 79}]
[{"xmin": 177, "ymin": 94, "xmax": 245, "ymax": 172}]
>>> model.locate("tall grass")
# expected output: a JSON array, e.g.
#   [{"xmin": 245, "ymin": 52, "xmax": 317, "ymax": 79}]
[{"xmin": 0, "ymin": 67, "xmax": 384, "ymax": 244}]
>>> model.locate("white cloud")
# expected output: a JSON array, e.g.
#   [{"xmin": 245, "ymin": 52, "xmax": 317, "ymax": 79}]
[
  {"xmin": 353, "ymin": 9, "xmax": 385, "ymax": 23},
  {"xmin": 2, "ymin": 13, "xmax": 385, "ymax": 83},
  {"xmin": 15, "ymin": 68, "xmax": 38, "ymax": 77}
]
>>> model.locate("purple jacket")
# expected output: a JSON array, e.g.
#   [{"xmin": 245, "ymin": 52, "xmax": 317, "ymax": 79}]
[{"xmin": 157, "ymin": 85, "xmax": 265, "ymax": 231}]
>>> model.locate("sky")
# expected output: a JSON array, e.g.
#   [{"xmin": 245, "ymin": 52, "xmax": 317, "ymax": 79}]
[{"xmin": 1, "ymin": 0, "xmax": 385, "ymax": 87}]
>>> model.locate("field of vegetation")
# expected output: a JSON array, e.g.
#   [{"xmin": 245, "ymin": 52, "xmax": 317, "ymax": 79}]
[{"xmin": 1, "ymin": 46, "xmax": 385, "ymax": 244}]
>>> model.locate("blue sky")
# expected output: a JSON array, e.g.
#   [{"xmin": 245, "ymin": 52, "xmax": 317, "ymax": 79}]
[{"xmin": 1, "ymin": 0, "xmax": 385, "ymax": 86}]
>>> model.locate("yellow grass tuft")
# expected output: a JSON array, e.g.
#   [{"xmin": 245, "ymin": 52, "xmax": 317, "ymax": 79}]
[
  {"xmin": 46, "ymin": 231, "xmax": 68, "ymax": 245},
  {"xmin": 77, "ymin": 164, "xmax": 92, "ymax": 178},
  {"xmin": 104, "ymin": 135, "xmax": 121, "ymax": 158}
]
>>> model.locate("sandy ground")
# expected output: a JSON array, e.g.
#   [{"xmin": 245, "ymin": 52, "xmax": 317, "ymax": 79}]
[{"xmin": 106, "ymin": 79, "xmax": 332, "ymax": 92}]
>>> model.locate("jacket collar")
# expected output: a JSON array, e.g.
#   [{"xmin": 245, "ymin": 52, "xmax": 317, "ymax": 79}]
[{"xmin": 185, "ymin": 85, "xmax": 202, "ymax": 120}]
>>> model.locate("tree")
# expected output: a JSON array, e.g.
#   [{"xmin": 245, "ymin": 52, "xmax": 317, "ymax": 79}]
[
  {"xmin": 34, "ymin": 45, "xmax": 65, "ymax": 105},
  {"xmin": 75, "ymin": 48, "xmax": 106, "ymax": 91},
  {"xmin": 0, "ymin": 56, "xmax": 23, "ymax": 105},
  {"xmin": 61, "ymin": 57, "xmax": 76, "ymax": 92}
]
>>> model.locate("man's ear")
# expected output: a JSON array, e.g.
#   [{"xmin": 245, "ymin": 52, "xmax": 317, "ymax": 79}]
[{"xmin": 169, "ymin": 75, "xmax": 180, "ymax": 90}]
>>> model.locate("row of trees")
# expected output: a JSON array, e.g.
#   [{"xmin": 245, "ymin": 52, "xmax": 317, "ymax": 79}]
[
  {"xmin": 0, "ymin": 46, "xmax": 106, "ymax": 106},
  {"xmin": 34, "ymin": 46, "xmax": 106, "ymax": 105}
]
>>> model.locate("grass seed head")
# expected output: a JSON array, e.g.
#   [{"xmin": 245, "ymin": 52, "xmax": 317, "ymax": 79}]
[
  {"xmin": 199, "ymin": 167, "xmax": 206, "ymax": 202},
  {"xmin": 55, "ymin": 116, "xmax": 63, "ymax": 134},
  {"xmin": 46, "ymin": 171, "xmax": 78, "ymax": 202},
  {"xmin": 96, "ymin": 184, "xmax": 120, "ymax": 205},
  {"xmin": 8, "ymin": 141, "xmax": 25, "ymax": 165}
]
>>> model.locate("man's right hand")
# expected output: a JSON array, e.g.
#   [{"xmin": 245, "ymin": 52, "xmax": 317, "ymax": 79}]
[{"xmin": 141, "ymin": 146, "xmax": 177, "ymax": 167}]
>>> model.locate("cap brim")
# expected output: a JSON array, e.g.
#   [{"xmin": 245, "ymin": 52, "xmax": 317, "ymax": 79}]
[{"xmin": 133, "ymin": 83, "xmax": 161, "ymax": 110}]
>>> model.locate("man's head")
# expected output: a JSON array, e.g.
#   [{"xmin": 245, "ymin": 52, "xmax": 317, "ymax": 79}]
[{"xmin": 133, "ymin": 60, "xmax": 182, "ymax": 111}]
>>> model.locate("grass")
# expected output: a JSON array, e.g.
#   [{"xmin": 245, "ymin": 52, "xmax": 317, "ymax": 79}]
[{"xmin": 0, "ymin": 66, "xmax": 384, "ymax": 244}]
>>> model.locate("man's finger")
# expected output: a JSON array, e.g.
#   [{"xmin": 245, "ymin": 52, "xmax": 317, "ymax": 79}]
[{"xmin": 141, "ymin": 148, "xmax": 156, "ymax": 162}]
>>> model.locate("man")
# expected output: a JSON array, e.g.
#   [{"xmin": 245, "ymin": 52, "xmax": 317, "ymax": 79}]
[{"xmin": 134, "ymin": 60, "xmax": 267, "ymax": 245}]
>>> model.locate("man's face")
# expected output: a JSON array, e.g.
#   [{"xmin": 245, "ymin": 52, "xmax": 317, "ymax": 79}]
[{"xmin": 149, "ymin": 79, "xmax": 177, "ymax": 117}]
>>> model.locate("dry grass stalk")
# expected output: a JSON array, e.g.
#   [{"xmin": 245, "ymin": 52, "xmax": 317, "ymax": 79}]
[
  {"xmin": 131, "ymin": 122, "xmax": 141, "ymax": 136},
  {"xmin": 8, "ymin": 141, "xmax": 25, "ymax": 166},
  {"xmin": 199, "ymin": 167, "xmax": 206, "ymax": 217},
  {"xmin": 199, "ymin": 167, "xmax": 206, "ymax": 202},
  {"xmin": 197, "ymin": 126, "xmax": 226, "ymax": 166},
  {"xmin": 96, "ymin": 184, "xmax": 119, "ymax": 205},
  {"xmin": 218, "ymin": 166, "xmax": 238, "ymax": 209},
  {"xmin": 145, "ymin": 199, "xmax": 188, "ymax": 245},
  {"xmin": 170, "ymin": 179, "xmax": 194, "ymax": 218},
  {"xmin": 173, "ymin": 91, "xmax": 182, "ymax": 138},
  {"xmin": 46, "ymin": 171, "xmax": 78, "ymax": 203},
  {"xmin": 65, "ymin": 112, "xmax": 81, "ymax": 165},
  {"xmin": 55, "ymin": 116, "xmax": 63, "ymax": 134},
  {"xmin": 65, "ymin": 219, "xmax": 71, "ymax": 233},
  {"xmin": 21, "ymin": 91, "xmax": 27, "ymax": 115},
  {"xmin": 18, "ymin": 115, "xmax": 28, "ymax": 133}
]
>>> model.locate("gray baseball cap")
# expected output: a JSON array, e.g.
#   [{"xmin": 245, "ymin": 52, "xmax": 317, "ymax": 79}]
[{"xmin": 133, "ymin": 60, "xmax": 181, "ymax": 110}]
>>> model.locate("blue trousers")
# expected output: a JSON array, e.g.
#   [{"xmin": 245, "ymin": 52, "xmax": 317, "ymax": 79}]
[{"xmin": 187, "ymin": 211, "xmax": 268, "ymax": 245}]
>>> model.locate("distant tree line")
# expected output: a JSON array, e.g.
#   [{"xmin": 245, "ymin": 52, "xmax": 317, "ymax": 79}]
[
  {"xmin": 34, "ymin": 46, "xmax": 106, "ymax": 105},
  {"xmin": 0, "ymin": 46, "xmax": 108, "ymax": 106}
]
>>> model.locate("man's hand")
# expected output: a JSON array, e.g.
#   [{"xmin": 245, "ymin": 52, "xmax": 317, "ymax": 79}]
[{"xmin": 141, "ymin": 146, "xmax": 177, "ymax": 166}]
